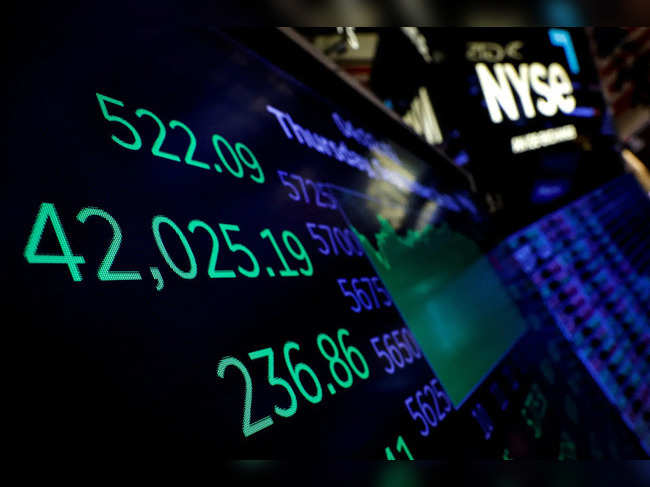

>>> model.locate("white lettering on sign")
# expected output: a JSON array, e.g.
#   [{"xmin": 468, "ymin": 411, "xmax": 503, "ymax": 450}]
[
  {"xmin": 510, "ymin": 124, "xmax": 577, "ymax": 154},
  {"xmin": 475, "ymin": 62, "xmax": 576, "ymax": 123}
]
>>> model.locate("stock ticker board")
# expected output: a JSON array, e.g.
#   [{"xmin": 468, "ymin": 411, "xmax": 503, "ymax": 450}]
[{"xmin": 4, "ymin": 19, "xmax": 649, "ymax": 459}]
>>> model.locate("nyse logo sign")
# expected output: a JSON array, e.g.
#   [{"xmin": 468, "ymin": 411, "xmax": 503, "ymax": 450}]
[{"xmin": 475, "ymin": 62, "xmax": 576, "ymax": 124}]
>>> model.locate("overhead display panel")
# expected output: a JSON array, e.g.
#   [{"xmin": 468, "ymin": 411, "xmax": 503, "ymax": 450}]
[
  {"xmin": 372, "ymin": 28, "xmax": 626, "ymax": 233},
  {"xmin": 5, "ymin": 16, "xmax": 648, "ymax": 458}
]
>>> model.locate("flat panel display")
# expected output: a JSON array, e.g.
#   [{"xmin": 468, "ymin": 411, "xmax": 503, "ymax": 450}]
[{"xmin": 5, "ymin": 17, "xmax": 648, "ymax": 458}]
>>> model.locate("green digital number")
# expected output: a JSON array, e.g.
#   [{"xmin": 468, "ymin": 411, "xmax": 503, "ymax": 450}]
[
  {"xmin": 235, "ymin": 142, "xmax": 265, "ymax": 183},
  {"xmin": 219, "ymin": 224, "xmax": 260, "ymax": 278},
  {"xmin": 152, "ymin": 215, "xmax": 197, "ymax": 279},
  {"xmin": 24, "ymin": 202, "xmax": 85, "ymax": 281},
  {"xmin": 213, "ymin": 134, "xmax": 244, "ymax": 178},
  {"xmin": 76, "ymin": 207, "xmax": 142, "ymax": 281},
  {"xmin": 260, "ymin": 229, "xmax": 313, "ymax": 277},
  {"xmin": 385, "ymin": 435, "xmax": 414, "ymax": 460},
  {"xmin": 217, "ymin": 356, "xmax": 273, "ymax": 438},
  {"xmin": 396, "ymin": 435, "xmax": 414, "ymax": 460},
  {"xmin": 338, "ymin": 328, "xmax": 370, "ymax": 379},
  {"xmin": 283, "ymin": 341, "xmax": 323, "ymax": 404},
  {"xmin": 169, "ymin": 120, "xmax": 211, "ymax": 170},
  {"xmin": 282, "ymin": 231, "xmax": 313, "ymax": 276},
  {"xmin": 135, "ymin": 108, "xmax": 181, "ymax": 162},
  {"xmin": 249, "ymin": 347, "xmax": 298, "ymax": 418},
  {"xmin": 317, "ymin": 333, "xmax": 353, "ymax": 389},
  {"xmin": 187, "ymin": 219, "xmax": 236, "ymax": 278},
  {"xmin": 96, "ymin": 93, "xmax": 142, "ymax": 151}
]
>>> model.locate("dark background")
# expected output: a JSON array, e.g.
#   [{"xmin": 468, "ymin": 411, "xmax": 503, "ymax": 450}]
[{"xmin": 3, "ymin": 8, "xmax": 648, "ymax": 459}]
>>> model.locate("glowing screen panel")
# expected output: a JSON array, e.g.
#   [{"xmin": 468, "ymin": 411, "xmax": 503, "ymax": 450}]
[{"xmin": 5, "ymin": 18, "xmax": 648, "ymax": 458}]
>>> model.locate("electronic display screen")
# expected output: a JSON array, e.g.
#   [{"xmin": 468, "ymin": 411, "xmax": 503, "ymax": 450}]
[
  {"xmin": 372, "ymin": 28, "xmax": 626, "ymax": 233},
  {"xmin": 5, "ymin": 17, "xmax": 648, "ymax": 459}
]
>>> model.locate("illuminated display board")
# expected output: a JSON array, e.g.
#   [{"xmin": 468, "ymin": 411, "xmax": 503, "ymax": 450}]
[
  {"xmin": 375, "ymin": 28, "xmax": 627, "ymax": 233},
  {"xmin": 5, "ymin": 18, "xmax": 648, "ymax": 458}
]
